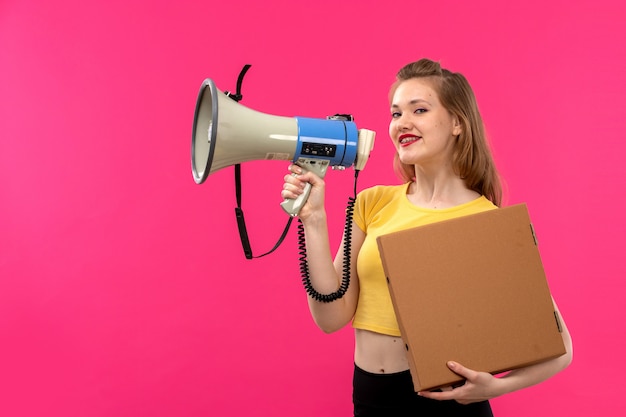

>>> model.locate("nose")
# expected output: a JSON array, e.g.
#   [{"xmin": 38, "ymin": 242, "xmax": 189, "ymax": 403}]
[{"xmin": 393, "ymin": 112, "xmax": 411, "ymax": 132}]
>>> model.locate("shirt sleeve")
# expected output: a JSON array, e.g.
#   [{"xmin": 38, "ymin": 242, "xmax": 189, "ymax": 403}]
[{"xmin": 353, "ymin": 186, "xmax": 378, "ymax": 233}]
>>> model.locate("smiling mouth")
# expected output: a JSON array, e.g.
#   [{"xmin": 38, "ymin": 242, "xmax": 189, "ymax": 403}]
[{"xmin": 399, "ymin": 135, "xmax": 421, "ymax": 145}]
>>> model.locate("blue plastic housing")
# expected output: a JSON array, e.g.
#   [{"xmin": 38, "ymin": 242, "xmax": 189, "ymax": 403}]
[{"xmin": 294, "ymin": 117, "xmax": 358, "ymax": 167}]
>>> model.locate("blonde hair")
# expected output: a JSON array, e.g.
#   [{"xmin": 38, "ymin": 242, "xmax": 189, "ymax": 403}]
[{"xmin": 390, "ymin": 59, "xmax": 502, "ymax": 206}]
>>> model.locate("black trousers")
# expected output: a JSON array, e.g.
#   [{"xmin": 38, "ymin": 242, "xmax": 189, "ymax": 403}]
[{"xmin": 353, "ymin": 365, "xmax": 494, "ymax": 417}]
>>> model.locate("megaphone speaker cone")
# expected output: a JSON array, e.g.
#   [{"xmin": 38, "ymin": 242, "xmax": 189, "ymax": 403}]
[
  {"xmin": 191, "ymin": 79, "xmax": 218, "ymax": 184},
  {"xmin": 191, "ymin": 78, "xmax": 300, "ymax": 184}
]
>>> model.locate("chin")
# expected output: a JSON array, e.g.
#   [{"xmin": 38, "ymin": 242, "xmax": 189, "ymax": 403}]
[{"xmin": 398, "ymin": 154, "xmax": 420, "ymax": 165}]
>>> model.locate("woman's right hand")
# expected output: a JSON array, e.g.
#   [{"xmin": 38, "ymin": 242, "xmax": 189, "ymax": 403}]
[{"xmin": 281, "ymin": 164, "xmax": 326, "ymax": 221}]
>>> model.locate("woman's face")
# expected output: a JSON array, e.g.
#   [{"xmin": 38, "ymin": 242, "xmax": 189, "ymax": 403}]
[{"xmin": 389, "ymin": 78, "xmax": 461, "ymax": 169}]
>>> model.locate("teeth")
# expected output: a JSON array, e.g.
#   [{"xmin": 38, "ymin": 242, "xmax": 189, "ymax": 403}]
[{"xmin": 400, "ymin": 137, "xmax": 418, "ymax": 144}]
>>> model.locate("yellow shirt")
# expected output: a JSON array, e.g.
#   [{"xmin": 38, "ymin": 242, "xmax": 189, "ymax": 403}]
[{"xmin": 352, "ymin": 183, "xmax": 498, "ymax": 336}]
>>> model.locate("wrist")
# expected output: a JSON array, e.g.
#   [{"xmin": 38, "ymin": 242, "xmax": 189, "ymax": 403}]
[
  {"xmin": 493, "ymin": 372, "xmax": 520, "ymax": 397},
  {"xmin": 300, "ymin": 208, "xmax": 327, "ymax": 227}
]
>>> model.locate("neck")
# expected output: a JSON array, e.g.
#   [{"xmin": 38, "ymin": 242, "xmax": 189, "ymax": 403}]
[{"xmin": 408, "ymin": 166, "xmax": 478, "ymax": 209}]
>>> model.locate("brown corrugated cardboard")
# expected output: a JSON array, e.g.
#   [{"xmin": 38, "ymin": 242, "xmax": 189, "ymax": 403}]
[{"xmin": 376, "ymin": 204, "xmax": 566, "ymax": 392}]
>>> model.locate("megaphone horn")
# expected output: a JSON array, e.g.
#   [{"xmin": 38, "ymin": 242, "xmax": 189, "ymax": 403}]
[{"xmin": 191, "ymin": 78, "xmax": 375, "ymax": 216}]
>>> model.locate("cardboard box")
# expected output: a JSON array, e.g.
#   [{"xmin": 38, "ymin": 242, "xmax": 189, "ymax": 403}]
[{"xmin": 376, "ymin": 204, "xmax": 566, "ymax": 391}]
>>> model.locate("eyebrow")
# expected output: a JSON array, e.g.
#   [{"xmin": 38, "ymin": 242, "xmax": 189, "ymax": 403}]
[{"xmin": 391, "ymin": 98, "xmax": 431, "ymax": 108}]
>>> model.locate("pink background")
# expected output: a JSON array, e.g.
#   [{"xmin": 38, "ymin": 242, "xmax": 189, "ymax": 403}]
[{"xmin": 1, "ymin": 0, "xmax": 624, "ymax": 416}]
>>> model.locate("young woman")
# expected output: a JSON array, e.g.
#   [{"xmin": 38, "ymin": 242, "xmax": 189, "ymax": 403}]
[{"xmin": 281, "ymin": 58, "xmax": 573, "ymax": 416}]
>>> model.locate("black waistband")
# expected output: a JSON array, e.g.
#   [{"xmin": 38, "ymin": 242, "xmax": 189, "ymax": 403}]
[{"xmin": 354, "ymin": 363, "xmax": 411, "ymax": 378}]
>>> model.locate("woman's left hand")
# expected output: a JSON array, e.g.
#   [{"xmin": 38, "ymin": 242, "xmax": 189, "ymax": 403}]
[{"xmin": 418, "ymin": 361, "xmax": 504, "ymax": 405}]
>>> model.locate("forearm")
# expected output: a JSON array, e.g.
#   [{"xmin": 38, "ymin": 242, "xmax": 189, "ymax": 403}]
[
  {"xmin": 497, "ymin": 310, "xmax": 573, "ymax": 396},
  {"xmin": 496, "ymin": 350, "xmax": 572, "ymax": 396}
]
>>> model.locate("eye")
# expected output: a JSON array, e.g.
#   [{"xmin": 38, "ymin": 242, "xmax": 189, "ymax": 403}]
[
  {"xmin": 391, "ymin": 111, "xmax": 401, "ymax": 119},
  {"xmin": 414, "ymin": 108, "xmax": 427, "ymax": 114}
]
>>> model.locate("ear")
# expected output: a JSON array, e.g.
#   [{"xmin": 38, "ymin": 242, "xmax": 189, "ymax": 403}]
[{"xmin": 452, "ymin": 116, "xmax": 462, "ymax": 137}]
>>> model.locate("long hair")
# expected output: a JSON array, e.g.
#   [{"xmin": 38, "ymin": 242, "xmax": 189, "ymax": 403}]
[{"xmin": 390, "ymin": 59, "xmax": 502, "ymax": 206}]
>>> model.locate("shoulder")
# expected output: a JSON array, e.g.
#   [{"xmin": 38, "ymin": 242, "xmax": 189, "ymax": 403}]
[
  {"xmin": 358, "ymin": 183, "xmax": 409, "ymax": 202},
  {"xmin": 354, "ymin": 183, "xmax": 409, "ymax": 230},
  {"xmin": 460, "ymin": 195, "xmax": 499, "ymax": 215},
  {"xmin": 475, "ymin": 195, "xmax": 499, "ymax": 210}
]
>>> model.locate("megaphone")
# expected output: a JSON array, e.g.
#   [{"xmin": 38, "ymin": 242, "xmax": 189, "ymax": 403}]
[{"xmin": 191, "ymin": 78, "xmax": 375, "ymax": 216}]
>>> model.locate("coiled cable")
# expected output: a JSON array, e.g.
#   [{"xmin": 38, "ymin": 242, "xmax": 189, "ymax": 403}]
[{"xmin": 298, "ymin": 171, "xmax": 359, "ymax": 302}]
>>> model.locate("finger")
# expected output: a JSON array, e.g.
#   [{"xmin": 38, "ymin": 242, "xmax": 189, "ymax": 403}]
[
  {"xmin": 289, "ymin": 164, "xmax": 302, "ymax": 175},
  {"xmin": 282, "ymin": 181, "xmax": 304, "ymax": 196},
  {"xmin": 447, "ymin": 361, "xmax": 477, "ymax": 381},
  {"xmin": 418, "ymin": 390, "xmax": 456, "ymax": 401},
  {"xmin": 283, "ymin": 173, "xmax": 298, "ymax": 185},
  {"xmin": 283, "ymin": 171, "xmax": 308, "ymax": 190}
]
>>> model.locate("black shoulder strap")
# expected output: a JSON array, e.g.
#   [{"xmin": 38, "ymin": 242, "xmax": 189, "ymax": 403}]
[
  {"xmin": 226, "ymin": 64, "xmax": 293, "ymax": 259},
  {"xmin": 234, "ymin": 164, "xmax": 293, "ymax": 259}
]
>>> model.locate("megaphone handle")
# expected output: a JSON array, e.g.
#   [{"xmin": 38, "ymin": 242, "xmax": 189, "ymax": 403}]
[{"xmin": 281, "ymin": 158, "xmax": 330, "ymax": 217}]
